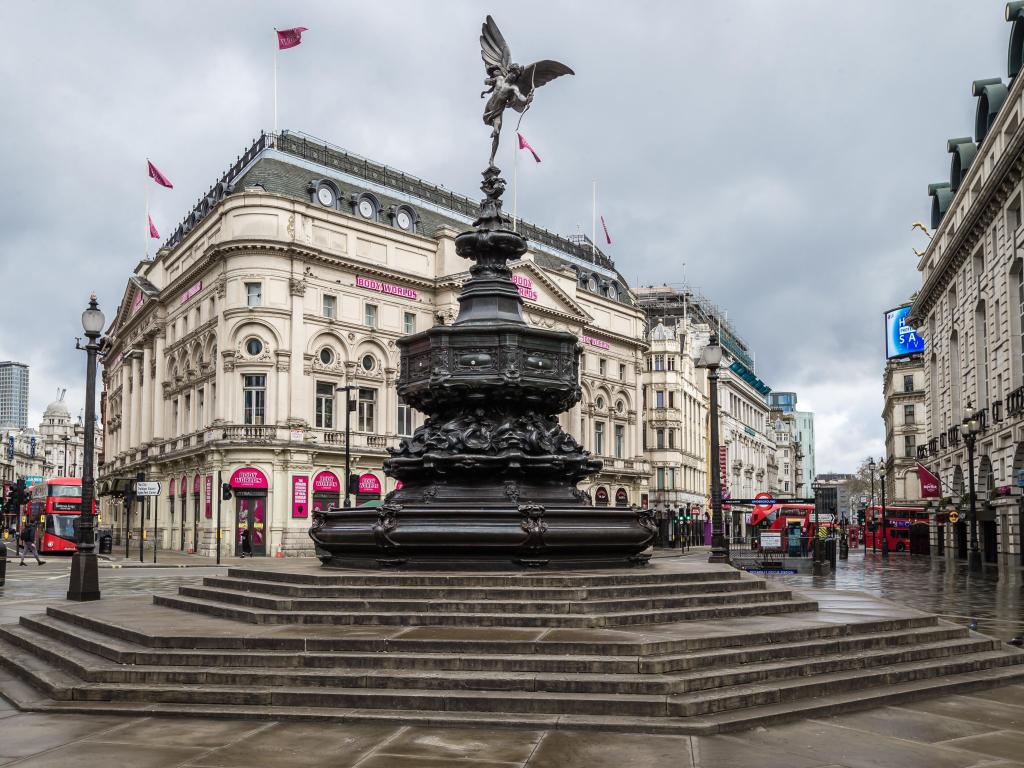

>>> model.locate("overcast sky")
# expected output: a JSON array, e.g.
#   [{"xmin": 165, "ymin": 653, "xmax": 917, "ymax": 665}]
[{"xmin": 0, "ymin": 1, "xmax": 1010, "ymax": 472}]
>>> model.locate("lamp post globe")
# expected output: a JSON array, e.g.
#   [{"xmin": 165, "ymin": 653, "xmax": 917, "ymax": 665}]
[{"xmin": 67, "ymin": 293, "xmax": 103, "ymax": 602}]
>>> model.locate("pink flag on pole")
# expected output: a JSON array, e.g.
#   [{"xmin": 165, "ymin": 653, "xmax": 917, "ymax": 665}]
[
  {"xmin": 148, "ymin": 215, "xmax": 160, "ymax": 239},
  {"xmin": 147, "ymin": 160, "xmax": 173, "ymax": 189},
  {"xmin": 517, "ymin": 132, "xmax": 541, "ymax": 163},
  {"xmin": 600, "ymin": 215, "xmax": 612, "ymax": 245},
  {"xmin": 277, "ymin": 27, "xmax": 308, "ymax": 50}
]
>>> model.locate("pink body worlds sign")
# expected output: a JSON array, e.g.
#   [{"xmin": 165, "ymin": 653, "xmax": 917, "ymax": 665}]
[
  {"xmin": 313, "ymin": 471, "xmax": 341, "ymax": 492},
  {"xmin": 356, "ymin": 276, "xmax": 417, "ymax": 299},
  {"xmin": 358, "ymin": 473, "xmax": 382, "ymax": 494},
  {"xmin": 230, "ymin": 467, "xmax": 269, "ymax": 489},
  {"xmin": 292, "ymin": 475, "xmax": 309, "ymax": 518}
]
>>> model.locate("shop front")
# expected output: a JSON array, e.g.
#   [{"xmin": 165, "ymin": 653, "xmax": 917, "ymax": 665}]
[
  {"xmin": 356, "ymin": 473, "xmax": 382, "ymax": 506},
  {"xmin": 615, "ymin": 487, "xmax": 629, "ymax": 507},
  {"xmin": 178, "ymin": 475, "xmax": 188, "ymax": 550},
  {"xmin": 312, "ymin": 470, "xmax": 342, "ymax": 512},
  {"xmin": 230, "ymin": 467, "xmax": 268, "ymax": 556},
  {"xmin": 191, "ymin": 474, "xmax": 201, "ymax": 554},
  {"xmin": 594, "ymin": 486, "xmax": 609, "ymax": 507}
]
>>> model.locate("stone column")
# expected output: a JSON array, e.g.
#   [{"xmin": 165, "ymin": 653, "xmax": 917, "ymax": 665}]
[
  {"xmin": 140, "ymin": 344, "xmax": 153, "ymax": 445},
  {"xmin": 289, "ymin": 278, "xmax": 305, "ymax": 424},
  {"xmin": 152, "ymin": 332, "xmax": 165, "ymax": 440},
  {"xmin": 131, "ymin": 354, "xmax": 143, "ymax": 449},
  {"xmin": 120, "ymin": 362, "xmax": 130, "ymax": 454}
]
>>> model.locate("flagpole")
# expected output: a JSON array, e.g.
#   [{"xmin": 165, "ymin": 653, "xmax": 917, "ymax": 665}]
[
  {"xmin": 512, "ymin": 138, "xmax": 518, "ymax": 233},
  {"xmin": 144, "ymin": 171, "xmax": 150, "ymax": 261},
  {"xmin": 273, "ymin": 29, "xmax": 278, "ymax": 135},
  {"xmin": 591, "ymin": 180, "xmax": 596, "ymax": 258}
]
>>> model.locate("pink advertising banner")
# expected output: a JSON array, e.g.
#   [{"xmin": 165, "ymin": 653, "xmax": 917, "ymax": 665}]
[
  {"xmin": 229, "ymin": 467, "xmax": 268, "ymax": 489},
  {"xmin": 292, "ymin": 475, "xmax": 309, "ymax": 518},
  {"xmin": 204, "ymin": 474, "xmax": 213, "ymax": 519},
  {"xmin": 179, "ymin": 280, "xmax": 203, "ymax": 304},
  {"xmin": 356, "ymin": 276, "xmax": 417, "ymax": 299}
]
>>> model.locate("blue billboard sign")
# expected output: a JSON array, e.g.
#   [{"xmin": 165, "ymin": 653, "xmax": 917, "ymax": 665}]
[
  {"xmin": 885, "ymin": 306, "xmax": 925, "ymax": 359},
  {"xmin": 23, "ymin": 476, "xmax": 42, "ymax": 487}
]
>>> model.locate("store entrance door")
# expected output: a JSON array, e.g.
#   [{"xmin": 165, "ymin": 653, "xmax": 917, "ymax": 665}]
[{"xmin": 235, "ymin": 496, "xmax": 267, "ymax": 557}]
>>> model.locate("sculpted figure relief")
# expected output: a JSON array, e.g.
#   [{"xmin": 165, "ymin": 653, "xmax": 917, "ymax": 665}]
[{"xmin": 480, "ymin": 15, "xmax": 573, "ymax": 168}]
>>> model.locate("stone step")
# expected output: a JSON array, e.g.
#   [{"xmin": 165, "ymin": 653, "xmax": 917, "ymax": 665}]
[
  {"xmin": 201, "ymin": 575, "xmax": 757, "ymax": 601},
  {"xmin": 152, "ymin": 591, "xmax": 816, "ymax": 628},
  {"xmin": 3, "ymin": 620, "xmax": 1001, "ymax": 698},
  {"xmin": 5, "ymin": 650, "xmax": 1017, "ymax": 718},
  {"xmin": 44, "ymin": 603, "xmax": 934, "ymax": 655},
  {"xmin": 227, "ymin": 567, "xmax": 741, "ymax": 588},
  {"xmin": 21, "ymin": 614, "xmax": 967, "ymax": 676},
  {"xmin": 17, "ymin": 664, "xmax": 1024, "ymax": 736},
  {"xmin": 175, "ymin": 583, "xmax": 773, "ymax": 616}
]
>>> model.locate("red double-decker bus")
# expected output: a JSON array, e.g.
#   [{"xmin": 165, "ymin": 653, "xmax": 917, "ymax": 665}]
[
  {"xmin": 863, "ymin": 505, "xmax": 927, "ymax": 552},
  {"xmin": 27, "ymin": 477, "xmax": 96, "ymax": 554}
]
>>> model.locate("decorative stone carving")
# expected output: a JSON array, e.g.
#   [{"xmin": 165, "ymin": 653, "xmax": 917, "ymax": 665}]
[
  {"xmin": 519, "ymin": 503, "xmax": 547, "ymax": 535},
  {"xmin": 289, "ymin": 278, "xmax": 307, "ymax": 296}
]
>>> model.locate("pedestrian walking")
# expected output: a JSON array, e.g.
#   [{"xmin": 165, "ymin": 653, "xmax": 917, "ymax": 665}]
[
  {"xmin": 19, "ymin": 521, "xmax": 44, "ymax": 566},
  {"xmin": 240, "ymin": 527, "xmax": 252, "ymax": 558}
]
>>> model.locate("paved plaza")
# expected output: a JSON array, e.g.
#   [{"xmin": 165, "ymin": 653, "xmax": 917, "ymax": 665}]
[{"xmin": 0, "ymin": 550, "xmax": 1020, "ymax": 765}]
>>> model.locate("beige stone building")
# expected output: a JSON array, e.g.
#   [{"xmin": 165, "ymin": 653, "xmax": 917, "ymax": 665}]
[
  {"xmin": 908, "ymin": 6, "xmax": 1024, "ymax": 571},
  {"xmin": 98, "ymin": 132, "xmax": 649, "ymax": 556},
  {"xmin": 882, "ymin": 352, "xmax": 927, "ymax": 502}
]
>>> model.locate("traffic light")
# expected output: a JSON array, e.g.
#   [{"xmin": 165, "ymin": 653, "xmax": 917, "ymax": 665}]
[
  {"xmin": 221, "ymin": 483, "xmax": 233, "ymax": 501},
  {"xmin": 347, "ymin": 474, "xmax": 360, "ymax": 496}
]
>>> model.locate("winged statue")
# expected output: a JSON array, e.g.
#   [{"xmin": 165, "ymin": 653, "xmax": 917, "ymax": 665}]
[{"xmin": 480, "ymin": 15, "xmax": 574, "ymax": 168}]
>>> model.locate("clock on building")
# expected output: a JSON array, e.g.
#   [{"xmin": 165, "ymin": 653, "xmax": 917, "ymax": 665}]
[
  {"xmin": 317, "ymin": 186, "xmax": 335, "ymax": 207},
  {"xmin": 358, "ymin": 198, "xmax": 375, "ymax": 219}
]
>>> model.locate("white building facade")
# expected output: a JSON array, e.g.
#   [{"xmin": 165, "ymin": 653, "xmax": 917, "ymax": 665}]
[{"xmin": 98, "ymin": 133, "xmax": 649, "ymax": 556}]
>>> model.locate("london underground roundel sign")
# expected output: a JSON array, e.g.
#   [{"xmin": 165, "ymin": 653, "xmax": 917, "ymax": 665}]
[{"xmin": 754, "ymin": 492, "xmax": 776, "ymax": 513}]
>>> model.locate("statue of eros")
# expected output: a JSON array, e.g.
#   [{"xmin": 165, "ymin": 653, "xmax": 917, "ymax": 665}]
[{"xmin": 480, "ymin": 15, "xmax": 574, "ymax": 169}]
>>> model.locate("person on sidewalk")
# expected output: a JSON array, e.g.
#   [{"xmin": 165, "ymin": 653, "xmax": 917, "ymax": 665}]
[
  {"xmin": 240, "ymin": 527, "xmax": 252, "ymax": 558},
  {"xmin": 19, "ymin": 521, "xmax": 44, "ymax": 566}
]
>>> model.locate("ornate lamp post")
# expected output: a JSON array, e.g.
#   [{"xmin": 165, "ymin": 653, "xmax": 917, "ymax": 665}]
[
  {"xmin": 336, "ymin": 385, "xmax": 356, "ymax": 508},
  {"xmin": 868, "ymin": 457, "xmax": 877, "ymax": 553},
  {"xmin": 67, "ymin": 294, "xmax": 103, "ymax": 602},
  {"xmin": 960, "ymin": 410, "xmax": 982, "ymax": 572},
  {"xmin": 60, "ymin": 435, "xmax": 70, "ymax": 476},
  {"xmin": 880, "ymin": 457, "xmax": 889, "ymax": 558},
  {"xmin": 698, "ymin": 334, "xmax": 728, "ymax": 564}
]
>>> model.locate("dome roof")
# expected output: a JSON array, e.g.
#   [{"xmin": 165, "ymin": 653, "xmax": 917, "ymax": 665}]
[{"xmin": 43, "ymin": 400, "xmax": 71, "ymax": 420}]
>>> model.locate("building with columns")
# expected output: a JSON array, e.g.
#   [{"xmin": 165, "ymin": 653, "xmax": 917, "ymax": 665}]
[
  {"xmin": 640, "ymin": 320, "xmax": 709, "ymax": 517},
  {"xmin": 908, "ymin": 5, "xmax": 1024, "ymax": 573},
  {"xmin": 98, "ymin": 132, "xmax": 649, "ymax": 556},
  {"xmin": 882, "ymin": 351, "xmax": 927, "ymax": 502}
]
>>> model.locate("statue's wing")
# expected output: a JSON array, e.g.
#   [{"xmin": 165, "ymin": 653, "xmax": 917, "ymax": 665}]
[
  {"xmin": 514, "ymin": 60, "xmax": 574, "ymax": 107},
  {"xmin": 480, "ymin": 15, "xmax": 511, "ymax": 74}
]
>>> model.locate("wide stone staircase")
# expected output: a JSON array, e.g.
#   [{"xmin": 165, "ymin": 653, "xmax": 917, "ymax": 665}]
[{"xmin": 0, "ymin": 561, "xmax": 1021, "ymax": 734}]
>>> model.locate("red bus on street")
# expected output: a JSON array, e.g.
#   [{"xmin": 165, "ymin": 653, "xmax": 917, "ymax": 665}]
[
  {"xmin": 863, "ymin": 505, "xmax": 927, "ymax": 552},
  {"xmin": 749, "ymin": 503, "xmax": 840, "ymax": 555},
  {"xmin": 27, "ymin": 477, "xmax": 96, "ymax": 554}
]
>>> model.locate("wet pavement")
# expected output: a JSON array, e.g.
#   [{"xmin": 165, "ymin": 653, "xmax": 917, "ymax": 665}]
[{"xmin": 761, "ymin": 548, "xmax": 1024, "ymax": 643}]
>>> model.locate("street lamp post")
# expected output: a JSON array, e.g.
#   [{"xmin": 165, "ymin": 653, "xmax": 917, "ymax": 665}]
[
  {"xmin": 699, "ymin": 334, "xmax": 729, "ymax": 565},
  {"xmin": 960, "ymin": 411, "xmax": 982, "ymax": 572},
  {"xmin": 337, "ymin": 385, "xmax": 356, "ymax": 508},
  {"xmin": 67, "ymin": 294, "xmax": 103, "ymax": 602},
  {"xmin": 868, "ymin": 457, "xmax": 876, "ymax": 553},
  {"xmin": 880, "ymin": 465, "xmax": 889, "ymax": 558},
  {"xmin": 60, "ymin": 435, "xmax": 70, "ymax": 476}
]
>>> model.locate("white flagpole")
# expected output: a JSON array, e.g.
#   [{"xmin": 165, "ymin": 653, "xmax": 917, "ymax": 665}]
[
  {"xmin": 512, "ymin": 138, "xmax": 519, "ymax": 232},
  {"xmin": 591, "ymin": 180, "xmax": 596, "ymax": 257},
  {"xmin": 273, "ymin": 30, "xmax": 278, "ymax": 135},
  {"xmin": 144, "ymin": 173, "xmax": 150, "ymax": 260}
]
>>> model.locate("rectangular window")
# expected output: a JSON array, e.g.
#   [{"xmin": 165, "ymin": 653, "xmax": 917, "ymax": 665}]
[
  {"xmin": 669, "ymin": 467, "xmax": 676, "ymax": 489},
  {"xmin": 364, "ymin": 303, "xmax": 378, "ymax": 328},
  {"xmin": 904, "ymin": 434, "xmax": 916, "ymax": 457},
  {"xmin": 668, "ymin": 429, "xmax": 675, "ymax": 449},
  {"xmin": 1008, "ymin": 194, "xmax": 1022, "ymax": 234},
  {"xmin": 404, "ymin": 312, "xmax": 416, "ymax": 335},
  {"xmin": 669, "ymin": 391, "xmax": 675, "ymax": 408},
  {"xmin": 358, "ymin": 388, "xmax": 377, "ymax": 432},
  {"xmin": 594, "ymin": 422, "xmax": 605, "ymax": 455},
  {"xmin": 903, "ymin": 404, "xmax": 915, "ymax": 425},
  {"xmin": 656, "ymin": 467, "xmax": 665, "ymax": 490},
  {"xmin": 668, "ymin": 356, "xmax": 676, "ymax": 371},
  {"xmin": 242, "ymin": 374, "xmax": 266, "ymax": 425},
  {"xmin": 619, "ymin": 363, "xmax": 626, "ymax": 380},
  {"xmin": 245, "ymin": 282, "xmax": 262, "ymax": 308},
  {"xmin": 599, "ymin": 358, "xmax": 607, "ymax": 376},
  {"xmin": 397, "ymin": 403, "xmax": 414, "ymax": 437},
  {"xmin": 614, "ymin": 424, "xmax": 624, "ymax": 458},
  {"xmin": 655, "ymin": 390, "xmax": 665, "ymax": 408},
  {"xmin": 197, "ymin": 388, "xmax": 205, "ymax": 429},
  {"xmin": 656, "ymin": 429, "xmax": 665, "ymax": 449},
  {"xmin": 322, "ymin": 294, "xmax": 336, "ymax": 319},
  {"xmin": 315, "ymin": 381, "xmax": 334, "ymax": 429},
  {"xmin": 654, "ymin": 355, "xmax": 665, "ymax": 371},
  {"xmin": 903, "ymin": 375, "xmax": 914, "ymax": 393}
]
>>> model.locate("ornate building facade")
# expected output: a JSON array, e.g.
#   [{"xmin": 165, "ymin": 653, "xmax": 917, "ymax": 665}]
[
  {"xmin": 882, "ymin": 352, "xmax": 926, "ymax": 501},
  {"xmin": 98, "ymin": 133, "xmax": 649, "ymax": 556},
  {"xmin": 909, "ymin": 5, "xmax": 1024, "ymax": 572}
]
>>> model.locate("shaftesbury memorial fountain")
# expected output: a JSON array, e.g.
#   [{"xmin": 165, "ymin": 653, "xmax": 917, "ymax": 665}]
[{"xmin": 311, "ymin": 17, "xmax": 655, "ymax": 568}]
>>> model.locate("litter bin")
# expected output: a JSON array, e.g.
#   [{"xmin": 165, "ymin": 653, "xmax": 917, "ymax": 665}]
[
  {"xmin": 98, "ymin": 532, "xmax": 113, "ymax": 555},
  {"xmin": 0, "ymin": 541, "xmax": 7, "ymax": 586}
]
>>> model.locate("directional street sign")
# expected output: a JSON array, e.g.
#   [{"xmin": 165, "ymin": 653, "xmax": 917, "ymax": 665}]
[{"xmin": 135, "ymin": 481, "xmax": 162, "ymax": 497}]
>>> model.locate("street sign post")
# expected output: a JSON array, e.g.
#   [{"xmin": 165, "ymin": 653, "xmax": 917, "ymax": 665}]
[{"xmin": 135, "ymin": 481, "xmax": 161, "ymax": 497}]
